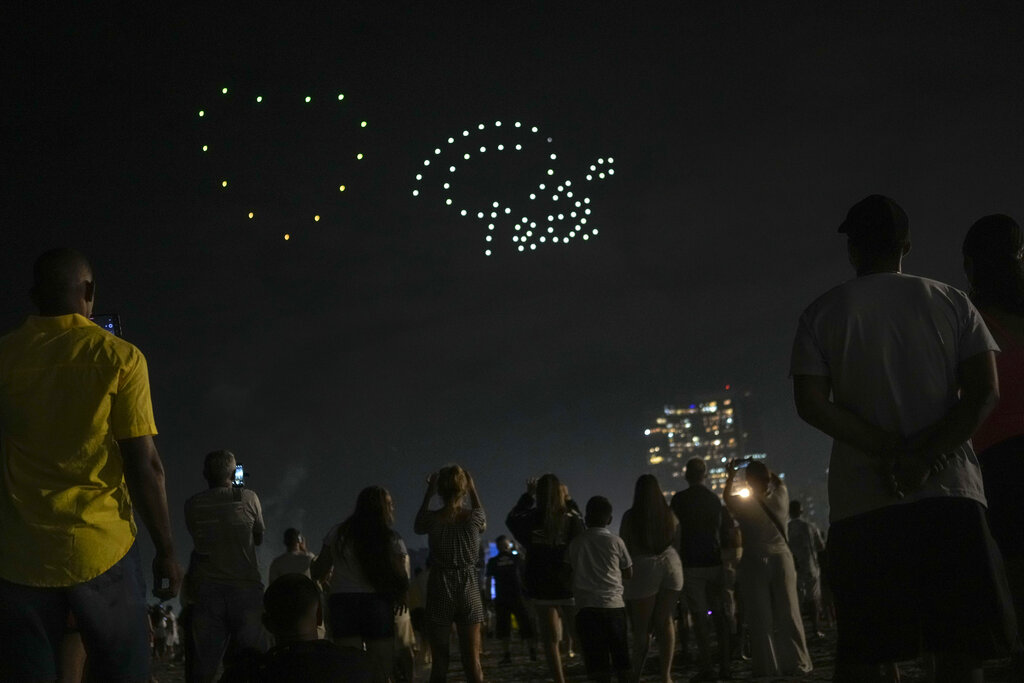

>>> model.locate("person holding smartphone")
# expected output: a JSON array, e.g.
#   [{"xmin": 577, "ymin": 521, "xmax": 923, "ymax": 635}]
[{"xmin": 724, "ymin": 458, "xmax": 811, "ymax": 678}]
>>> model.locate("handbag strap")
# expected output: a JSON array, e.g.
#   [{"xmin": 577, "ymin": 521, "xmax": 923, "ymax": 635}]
[{"xmin": 756, "ymin": 497, "xmax": 790, "ymax": 544}]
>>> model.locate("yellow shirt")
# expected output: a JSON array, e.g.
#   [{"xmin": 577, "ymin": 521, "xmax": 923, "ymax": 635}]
[{"xmin": 0, "ymin": 314, "xmax": 158, "ymax": 586}]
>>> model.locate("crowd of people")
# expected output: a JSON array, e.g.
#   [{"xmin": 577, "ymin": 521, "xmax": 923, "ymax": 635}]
[{"xmin": 0, "ymin": 195, "xmax": 1022, "ymax": 683}]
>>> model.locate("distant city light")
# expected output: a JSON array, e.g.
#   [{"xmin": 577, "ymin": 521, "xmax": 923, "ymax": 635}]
[
  {"xmin": 248, "ymin": 212, "xmax": 254, "ymax": 219},
  {"xmin": 339, "ymin": 185, "xmax": 346, "ymax": 192},
  {"xmin": 221, "ymin": 180, "xmax": 227, "ymax": 187},
  {"xmin": 314, "ymin": 215, "xmax": 320, "ymax": 221},
  {"xmin": 284, "ymin": 234, "xmax": 290, "ymax": 240}
]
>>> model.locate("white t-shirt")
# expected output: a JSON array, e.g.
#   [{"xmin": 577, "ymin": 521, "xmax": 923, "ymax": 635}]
[
  {"xmin": 184, "ymin": 486, "xmax": 265, "ymax": 586},
  {"xmin": 725, "ymin": 481, "xmax": 790, "ymax": 556},
  {"xmin": 268, "ymin": 550, "xmax": 315, "ymax": 583},
  {"xmin": 791, "ymin": 272, "xmax": 997, "ymax": 522},
  {"xmin": 567, "ymin": 526, "xmax": 632, "ymax": 609}
]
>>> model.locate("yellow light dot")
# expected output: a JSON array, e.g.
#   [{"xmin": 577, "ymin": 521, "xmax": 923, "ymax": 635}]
[
  {"xmin": 305, "ymin": 96, "xmax": 311, "ymax": 103},
  {"xmin": 339, "ymin": 185, "xmax": 346, "ymax": 192},
  {"xmin": 356, "ymin": 153, "xmax": 363, "ymax": 160},
  {"xmin": 248, "ymin": 212, "xmax": 254, "ymax": 219},
  {"xmin": 314, "ymin": 215, "xmax": 320, "ymax": 222},
  {"xmin": 337, "ymin": 93, "xmax": 345, "ymax": 100},
  {"xmin": 198, "ymin": 110, "xmax": 205, "ymax": 117},
  {"xmin": 202, "ymin": 145, "xmax": 208, "ymax": 152},
  {"xmin": 360, "ymin": 121, "xmax": 367, "ymax": 128},
  {"xmin": 256, "ymin": 96, "xmax": 263, "ymax": 103},
  {"xmin": 284, "ymin": 234, "xmax": 290, "ymax": 240},
  {"xmin": 221, "ymin": 180, "xmax": 227, "ymax": 187},
  {"xmin": 221, "ymin": 87, "xmax": 228, "ymax": 94}
]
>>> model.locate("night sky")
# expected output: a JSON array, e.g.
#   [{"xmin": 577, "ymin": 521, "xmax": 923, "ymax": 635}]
[{"xmin": 4, "ymin": 4, "xmax": 1024, "ymax": 587}]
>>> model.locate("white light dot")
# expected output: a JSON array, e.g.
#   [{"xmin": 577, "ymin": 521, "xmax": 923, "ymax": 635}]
[
  {"xmin": 608, "ymin": 157, "xmax": 614, "ymax": 163},
  {"xmin": 449, "ymin": 166, "xmax": 456, "ymax": 172},
  {"xmin": 599, "ymin": 173, "xmax": 605, "ymax": 179},
  {"xmin": 495, "ymin": 121, "xmax": 502, "ymax": 126},
  {"xmin": 514, "ymin": 224, "xmax": 521, "ymax": 231},
  {"xmin": 585, "ymin": 208, "xmax": 591, "ymax": 215},
  {"xmin": 513, "ymin": 235, "xmax": 519, "ymax": 242},
  {"xmin": 530, "ymin": 222, "xmax": 536, "ymax": 228},
  {"xmin": 565, "ymin": 180, "xmax": 572, "ymax": 186},
  {"xmin": 493, "ymin": 201, "xmax": 499, "ymax": 208},
  {"xmin": 583, "ymin": 234, "xmax": 590, "ymax": 240},
  {"xmin": 504, "ymin": 207, "xmax": 511, "ymax": 214},
  {"xmin": 463, "ymin": 130, "xmax": 469, "ymax": 136},
  {"xmin": 412, "ymin": 190, "xmax": 419, "ymax": 197},
  {"xmin": 571, "ymin": 212, "xmax": 577, "ymax": 218},
  {"xmin": 552, "ymin": 195, "xmax": 559, "ymax": 201},
  {"xmin": 530, "ymin": 193, "xmax": 536, "ymax": 200},
  {"xmin": 576, "ymin": 201, "xmax": 582, "ymax": 207},
  {"xmin": 539, "ymin": 184, "xmax": 546, "ymax": 190},
  {"xmin": 547, "ymin": 169, "xmax": 554, "ymax": 175},
  {"xmin": 557, "ymin": 185, "xmax": 564, "ymax": 192},
  {"xmin": 525, "ymin": 230, "xmax": 532, "ymax": 237},
  {"xmin": 590, "ymin": 165, "xmax": 597, "ymax": 171},
  {"xmin": 608, "ymin": 169, "xmax": 615, "ymax": 175},
  {"xmin": 547, "ymin": 137, "xmax": 552, "ymax": 142},
  {"xmin": 479, "ymin": 147, "xmax": 486, "ymax": 153},
  {"xmin": 584, "ymin": 198, "xmax": 591, "ymax": 204},
  {"xmin": 443, "ymin": 182, "xmax": 450, "ymax": 189},
  {"xmin": 593, "ymin": 229, "xmax": 599, "ymax": 235},
  {"xmin": 558, "ymin": 214, "xmax": 564, "ymax": 220},
  {"xmin": 497, "ymin": 144, "xmax": 504, "ymax": 150},
  {"xmin": 435, "ymin": 148, "xmax": 441, "ymax": 155},
  {"xmin": 464, "ymin": 153, "xmax": 470, "ymax": 160},
  {"xmin": 460, "ymin": 209, "xmax": 467, "ymax": 216},
  {"xmin": 531, "ymin": 127, "xmax": 538, "ymax": 133},
  {"xmin": 515, "ymin": 144, "xmax": 522, "ymax": 150},
  {"xmin": 491, "ymin": 212, "xmax": 497, "ymax": 218},
  {"xmin": 488, "ymin": 224, "xmax": 495, "ymax": 230},
  {"xmin": 485, "ymin": 249, "xmax": 492, "ymax": 256},
  {"xmin": 567, "ymin": 191, "xmax": 574, "ymax": 198},
  {"xmin": 550, "ymin": 154, "xmax": 557, "ymax": 160},
  {"xmin": 581, "ymin": 218, "xmax": 588, "ymax": 224},
  {"xmin": 540, "ymin": 236, "xmax": 546, "ymax": 242},
  {"xmin": 586, "ymin": 174, "xmax": 593, "ymax": 181},
  {"xmin": 445, "ymin": 198, "xmax": 452, "ymax": 205},
  {"xmin": 518, "ymin": 245, "xmax": 525, "ymax": 252},
  {"xmin": 569, "ymin": 232, "xmax": 575, "ymax": 238},
  {"xmin": 515, "ymin": 121, "xmax": 522, "ymax": 127},
  {"xmin": 477, "ymin": 212, "xmax": 485, "ymax": 219},
  {"xmin": 486, "ymin": 235, "xmax": 492, "ymax": 242},
  {"xmin": 424, "ymin": 160, "xmax": 430, "ymax": 166},
  {"xmin": 547, "ymin": 215, "xmax": 554, "ymax": 221},
  {"xmin": 521, "ymin": 217, "xmax": 528, "ymax": 223},
  {"xmin": 530, "ymin": 244, "xmax": 537, "ymax": 250},
  {"xmin": 548, "ymin": 227, "xmax": 555, "ymax": 233},
  {"xmin": 478, "ymin": 123, "xmax": 485, "ymax": 130},
  {"xmin": 448, "ymin": 137, "xmax": 455, "ymax": 144}
]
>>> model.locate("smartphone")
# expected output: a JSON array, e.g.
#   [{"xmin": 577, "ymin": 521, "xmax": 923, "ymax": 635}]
[
  {"xmin": 735, "ymin": 459, "xmax": 751, "ymax": 469},
  {"xmin": 90, "ymin": 313, "xmax": 122, "ymax": 337},
  {"xmin": 233, "ymin": 464, "xmax": 245, "ymax": 487}
]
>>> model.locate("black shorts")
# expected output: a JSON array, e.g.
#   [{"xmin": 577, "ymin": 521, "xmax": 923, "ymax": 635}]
[
  {"xmin": 827, "ymin": 497, "xmax": 1017, "ymax": 664},
  {"xmin": 327, "ymin": 593, "xmax": 395, "ymax": 641}
]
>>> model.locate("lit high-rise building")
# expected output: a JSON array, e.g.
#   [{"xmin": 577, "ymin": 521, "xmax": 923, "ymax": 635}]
[{"xmin": 644, "ymin": 389, "xmax": 764, "ymax": 497}]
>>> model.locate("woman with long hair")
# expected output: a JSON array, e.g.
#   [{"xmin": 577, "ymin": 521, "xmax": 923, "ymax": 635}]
[
  {"xmin": 963, "ymin": 214, "xmax": 1024, "ymax": 660},
  {"xmin": 414, "ymin": 465, "xmax": 486, "ymax": 683},
  {"xmin": 619, "ymin": 474, "xmax": 683, "ymax": 683},
  {"xmin": 311, "ymin": 486, "xmax": 409, "ymax": 682},
  {"xmin": 506, "ymin": 474, "xmax": 585, "ymax": 683}
]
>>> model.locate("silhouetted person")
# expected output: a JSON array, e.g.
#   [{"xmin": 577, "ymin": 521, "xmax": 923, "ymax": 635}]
[
  {"xmin": 792, "ymin": 195, "xmax": 1018, "ymax": 681},
  {"xmin": 670, "ymin": 457, "xmax": 734, "ymax": 681},
  {"xmin": 311, "ymin": 485, "xmax": 409, "ymax": 682},
  {"xmin": 787, "ymin": 500, "xmax": 825, "ymax": 638},
  {"xmin": 414, "ymin": 465, "xmax": 487, "ymax": 683},
  {"xmin": 485, "ymin": 535, "xmax": 537, "ymax": 663},
  {"xmin": 221, "ymin": 573, "xmax": 372, "ymax": 682},
  {"xmin": 507, "ymin": 474, "xmax": 586, "ymax": 683},
  {"xmin": 0, "ymin": 248, "xmax": 181, "ymax": 681},
  {"xmin": 568, "ymin": 496, "xmax": 633, "ymax": 683},
  {"xmin": 724, "ymin": 459, "xmax": 811, "ymax": 677},
  {"xmin": 619, "ymin": 474, "xmax": 683, "ymax": 683},
  {"xmin": 269, "ymin": 528, "xmax": 315, "ymax": 583},
  {"xmin": 185, "ymin": 449, "xmax": 269, "ymax": 682},
  {"xmin": 963, "ymin": 213, "xmax": 1024, "ymax": 675}
]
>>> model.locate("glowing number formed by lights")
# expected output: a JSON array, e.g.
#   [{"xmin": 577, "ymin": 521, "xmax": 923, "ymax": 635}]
[
  {"xmin": 412, "ymin": 121, "xmax": 614, "ymax": 255},
  {"xmin": 195, "ymin": 85, "xmax": 369, "ymax": 232}
]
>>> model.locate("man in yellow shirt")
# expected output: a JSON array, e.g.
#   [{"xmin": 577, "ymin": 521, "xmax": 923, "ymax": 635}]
[{"xmin": 0, "ymin": 248, "xmax": 182, "ymax": 681}]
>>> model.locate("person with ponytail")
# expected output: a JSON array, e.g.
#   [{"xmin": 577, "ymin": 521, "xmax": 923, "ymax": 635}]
[
  {"xmin": 312, "ymin": 486, "xmax": 409, "ymax": 682},
  {"xmin": 506, "ymin": 474, "xmax": 586, "ymax": 683},
  {"xmin": 414, "ymin": 465, "xmax": 486, "ymax": 683},
  {"xmin": 963, "ymin": 214, "xmax": 1024, "ymax": 658}
]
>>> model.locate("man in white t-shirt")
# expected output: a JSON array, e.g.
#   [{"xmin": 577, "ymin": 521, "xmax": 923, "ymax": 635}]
[
  {"xmin": 269, "ymin": 528, "xmax": 315, "ymax": 583},
  {"xmin": 791, "ymin": 195, "xmax": 1018, "ymax": 681}
]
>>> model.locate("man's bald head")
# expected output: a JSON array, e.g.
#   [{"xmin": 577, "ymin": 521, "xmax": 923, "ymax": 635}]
[{"xmin": 31, "ymin": 249, "xmax": 95, "ymax": 316}]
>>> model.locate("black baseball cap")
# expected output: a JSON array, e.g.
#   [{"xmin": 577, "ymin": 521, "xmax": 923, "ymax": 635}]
[{"xmin": 838, "ymin": 195, "xmax": 910, "ymax": 247}]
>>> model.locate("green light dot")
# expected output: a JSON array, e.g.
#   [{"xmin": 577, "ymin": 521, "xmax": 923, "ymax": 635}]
[
  {"xmin": 305, "ymin": 96, "xmax": 311, "ymax": 103},
  {"xmin": 202, "ymin": 145, "xmax": 208, "ymax": 152},
  {"xmin": 198, "ymin": 110, "xmax": 205, "ymax": 117},
  {"xmin": 256, "ymin": 96, "xmax": 263, "ymax": 103},
  {"xmin": 360, "ymin": 121, "xmax": 367, "ymax": 128},
  {"xmin": 221, "ymin": 87, "xmax": 228, "ymax": 95},
  {"xmin": 337, "ymin": 93, "xmax": 345, "ymax": 101},
  {"xmin": 356, "ymin": 153, "xmax": 364, "ymax": 160}
]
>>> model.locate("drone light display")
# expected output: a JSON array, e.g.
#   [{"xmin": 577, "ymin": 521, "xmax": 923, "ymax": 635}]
[
  {"xmin": 195, "ymin": 86, "xmax": 370, "ymax": 240},
  {"xmin": 413, "ymin": 121, "xmax": 615, "ymax": 255}
]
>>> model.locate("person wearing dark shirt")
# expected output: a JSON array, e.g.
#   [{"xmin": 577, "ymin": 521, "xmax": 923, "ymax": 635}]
[
  {"xmin": 485, "ymin": 535, "xmax": 537, "ymax": 664},
  {"xmin": 221, "ymin": 573, "xmax": 371, "ymax": 683},
  {"xmin": 670, "ymin": 457, "xmax": 734, "ymax": 681}
]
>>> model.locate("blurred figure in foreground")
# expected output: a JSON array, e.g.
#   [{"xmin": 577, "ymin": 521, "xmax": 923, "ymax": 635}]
[
  {"xmin": 0, "ymin": 248, "xmax": 180, "ymax": 681},
  {"xmin": 787, "ymin": 500, "xmax": 825, "ymax": 639},
  {"xmin": 485, "ymin": 535, "xmax": 537, "ymax": 664}
]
